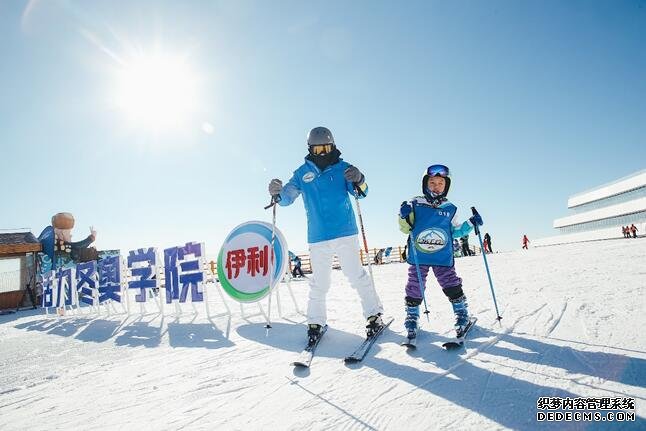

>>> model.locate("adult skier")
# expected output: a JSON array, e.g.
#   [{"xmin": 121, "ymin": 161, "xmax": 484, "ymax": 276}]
[
  {"xmin": 268, "ymin": 127, "xmax": 384, "ymax": 344},
  {"xmin": 291, "ymin": 255, "xmax": 305, "ymax": 278},
  {"xmin": 522, "ymin": 234, "xmax": 530, "ymax": 249},
  {"xmin": 460, "ymin": 235, "xmax": 473, "ymax": 256},
  {"xmin": 484, "ymin": 232, "xmax": 493, "ymax": 253}
]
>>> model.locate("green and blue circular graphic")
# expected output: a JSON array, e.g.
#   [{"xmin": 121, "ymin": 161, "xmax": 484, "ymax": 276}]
[
  {"xmin": 415, "ymin": 228, "xmax": 448, "ymax": 253},
  {"xmin": 217, "ymin": 221, "xmax": 288, "ymax": 303}
]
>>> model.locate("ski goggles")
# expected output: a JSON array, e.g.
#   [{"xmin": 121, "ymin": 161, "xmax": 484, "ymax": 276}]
[
  {"xmin": 310, "ymin": 143, "xmax": 334, "ymax": 155},
  {"xmin": 426, "ymin": 164, "xmax": 450, "ymax": 177}
]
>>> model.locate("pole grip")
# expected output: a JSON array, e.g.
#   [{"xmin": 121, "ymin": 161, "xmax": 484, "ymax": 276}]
[
  {"xmin": 264, "ymin": 194, "xmax": 281, "ymax": 210},
  {"xmin": 471, "ymin": 206, "xmax": 480, "ymax": 235}
]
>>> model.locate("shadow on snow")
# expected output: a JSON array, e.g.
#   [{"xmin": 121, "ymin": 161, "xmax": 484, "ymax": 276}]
[
  {"xmin": 366, "ymin": 327, "xmax": 645, "ymax": 430},
  {"xmin": 14, "ymin": 315, "xmax": 234, "ymax": 350}
]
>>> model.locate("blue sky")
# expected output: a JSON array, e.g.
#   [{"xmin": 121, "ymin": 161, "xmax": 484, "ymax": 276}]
[{"xmin": 1, "ymin": 0, "xmax": 645, "ymax": 257}]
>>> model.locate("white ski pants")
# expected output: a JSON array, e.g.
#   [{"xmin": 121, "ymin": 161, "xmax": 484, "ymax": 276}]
[{"xmin": 307, "ymin": 235, "xmax": 384, "ymax": 325}]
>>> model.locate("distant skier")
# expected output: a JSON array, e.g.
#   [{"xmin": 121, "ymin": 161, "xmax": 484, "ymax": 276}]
[
  {"xmin": 374, "ymin": 248, "xmax": 385, "ymax": 265},
  {"xmin": 398, "ymin": 164, "xmax": 482, "ymax": 340},
  {"xmin": 460, "ymin": 235, "xmax": 473, "ymax": 256},
  {"xmin": 268, "ymin": 126, "xmax": 384, "ymax": 344},
  {"xmin": 630, "ymin": 224, "xmax": 638, "ymax": 238},
  {"xmin": 291, "ymin": 255, "xmax": 305, "ymax": 278},
  {"xmin": 522, "ymin": 234, "xmax": 530, "ymax": 249},
  {"xmin": 484, "ymin": 232, "xmax": 493, "ymax": 253},
  {"xmin": 453, "ymin": 239, "xmax": 461, "ymax": 257}
]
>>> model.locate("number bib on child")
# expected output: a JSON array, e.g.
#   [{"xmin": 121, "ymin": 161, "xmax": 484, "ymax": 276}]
[{"xmin": 407, "ymin": 202, "xmax": 457, "ymax": 267}]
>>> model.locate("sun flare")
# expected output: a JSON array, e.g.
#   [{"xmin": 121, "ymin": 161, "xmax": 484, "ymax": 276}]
[{"xmin": 114, "ymin": 53, "xmax": 198, "ymax": 132}]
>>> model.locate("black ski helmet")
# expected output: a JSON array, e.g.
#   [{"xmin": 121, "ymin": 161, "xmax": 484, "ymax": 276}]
[
  {"xmin": 422, "ymin": 164, "xmax": 451, "ymax": 200},
  {"xmin": 307, "ymin": 126, "xmax": 335, "ymax": 147}
]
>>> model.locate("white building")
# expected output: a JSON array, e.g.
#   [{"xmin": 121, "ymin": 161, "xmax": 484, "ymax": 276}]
[{"xmin": 534, "ymin": 169, "xmax": 646, "ymax": 247}]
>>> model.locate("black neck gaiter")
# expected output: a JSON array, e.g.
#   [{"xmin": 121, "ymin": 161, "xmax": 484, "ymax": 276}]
[{"xmin": 306, "ymin": 148, "xmax": 342, "ymax": 171}]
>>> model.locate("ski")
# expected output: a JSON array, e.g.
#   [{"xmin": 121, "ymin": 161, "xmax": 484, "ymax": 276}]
[
  {"xmin": 401, "ymin": 335, "xmax": 417, "ymax": 348},
  {"xmin": 344, "ymin": 317, "xmax": 394, "ymax": 363},
  {"xmin": 401, "ymin": 326, "xmax": 419, "ymax": 348},
  {"xmin": 442, "ymin": 317, "xmax": 477, "ymax": 350},
  {"xmin": 292, "ymin": 324, "xmax": 328, "ymax": 368}
]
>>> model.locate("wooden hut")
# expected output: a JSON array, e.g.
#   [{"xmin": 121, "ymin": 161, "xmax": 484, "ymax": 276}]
[{"xmin": 0, "ymin": 231, "xmax": 41, "ymax": 310}]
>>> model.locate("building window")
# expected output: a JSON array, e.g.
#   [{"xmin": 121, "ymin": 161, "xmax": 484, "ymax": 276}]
[
  {"xmin": 558, "ymin": 210, "xmax": 646, "ymax": 234},
  {"xmin": 0, "ymin": 258, "xmax": 22, "ymax": 293},
  {"xmin": 569, "ymin": 186, "xmax": 646, "ymax": 214}
]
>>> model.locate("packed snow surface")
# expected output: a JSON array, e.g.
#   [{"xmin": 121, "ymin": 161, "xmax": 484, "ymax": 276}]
[{"xmin": 1, "ymin": 239, "xmax": 645, "ymax": 430}]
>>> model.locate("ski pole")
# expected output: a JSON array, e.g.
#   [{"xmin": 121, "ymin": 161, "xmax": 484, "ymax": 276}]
[
  {"xmin": 407, "ymin": 234, "xmax": 431, "ymax": 321},
  {"xmin": 263, "ymin": 194, "xmax": 281, "ymax": 210},
  {"xmin": 264, "ymin": 194, "xmax": 281, "ymax": 330},
  {"xmin": 352, "ymin": 186, "xmax": 375, "ymax": 285},
  {"xmin": 471, "ymin": 207, "xmax": 502, "ymax": 322}
]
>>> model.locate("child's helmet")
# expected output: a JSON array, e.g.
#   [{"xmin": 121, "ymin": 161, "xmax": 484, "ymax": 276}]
[{"xmin": 422, "ymin": 164, "xmax": 451, "ymax": 200}]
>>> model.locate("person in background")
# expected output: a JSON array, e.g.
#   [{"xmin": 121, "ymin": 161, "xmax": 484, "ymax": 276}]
[
  {"xmin": 453, "ymin": 239, "xmax": 462, "ymax": 257},
  {"xmin": 460, "ymin": 235, "xmax": 473, "ymax": 256},
  {"xmin": 522, "ymin": 234, "xmax": 530, "ymax": 250},
  {"xmin": 374, "ymin": 248, "xmax": 385, "ymax": 265},
  {"xmin": 292, "ymin": 255, "xmax": 305, "ymax": 278},
  {"xmin": 484, "ymin": 232, "xmax": 493, "ymax": 253},
  {"xmin": 630, "ymin": 224, "xmax": 639, "ymax": 238}
]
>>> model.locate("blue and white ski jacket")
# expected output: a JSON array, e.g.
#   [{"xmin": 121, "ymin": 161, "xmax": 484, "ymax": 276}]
[{"xmin": 278, "ymin": 158, "xmax": 368, "ymax": 244}]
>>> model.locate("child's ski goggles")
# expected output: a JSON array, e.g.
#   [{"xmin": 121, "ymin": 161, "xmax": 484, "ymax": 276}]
[
  {"xmin": 426, "ymin": 164, "xmax": 450, "ymax": 177},
  {"xmin": 310, "ymin": 143, "xmax": 334, "ymax": 155}
]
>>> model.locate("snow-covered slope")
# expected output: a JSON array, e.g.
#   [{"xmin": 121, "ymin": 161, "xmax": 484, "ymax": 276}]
[{"xmin": 1, "ymin": 239, "xmax": 644, "ymax": 430}]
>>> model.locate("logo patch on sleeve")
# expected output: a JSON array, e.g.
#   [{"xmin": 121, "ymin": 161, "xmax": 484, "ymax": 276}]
[{"xmin": 302, "ymin": 172, "xmax": 315, "ymax": 183}]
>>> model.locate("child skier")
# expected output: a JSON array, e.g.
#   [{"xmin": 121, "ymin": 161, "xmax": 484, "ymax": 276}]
[
  {"xmin": 398, "ymin": 164, "xmax": 483, "ymax": 340},
  {"xmin": 268, "ymin": 126, "xmax": 384, "ymax": 344}
]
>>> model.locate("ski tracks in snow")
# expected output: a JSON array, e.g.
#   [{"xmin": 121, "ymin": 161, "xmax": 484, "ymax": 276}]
[
  {"xmin": 379, "ymin": 311, "xmax": 528, "ymax": 406},
  {"xmin": 545, "ymin": 300, "xmax": 569, "ymax": 337},
  {"xmin": 2, "ymin": 240, "xmax": 645, "ymax": 430}
]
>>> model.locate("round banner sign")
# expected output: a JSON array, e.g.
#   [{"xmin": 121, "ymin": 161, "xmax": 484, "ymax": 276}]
[{"xmin": 217, "ymin": 221, "xmax": 288, "ymax": 303}]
